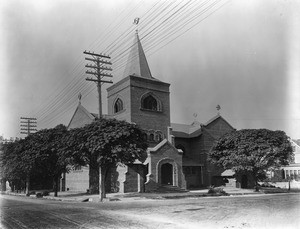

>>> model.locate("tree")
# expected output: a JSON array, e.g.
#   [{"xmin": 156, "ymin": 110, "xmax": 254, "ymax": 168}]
[
  {"xmin": 28, "ymin": 124, "xmax": 69, "ymax": 196},
  {"xmin": 1, "ymin": 125, "xmax": 69, "ymax": 196},
  {"xmin": 0, "ymin": 140, "xmax": 27, "ymax": 192},
  {"xmin": 64, "ymin": 118, "xmax": 148, "ymax": 201},
  {"xmin": 0, "ymin": 137, "xmax": 39, "ymax": 193},
  {"xmin": 208, "ymin": 129, "xmax": 293, "ymax": 191}
]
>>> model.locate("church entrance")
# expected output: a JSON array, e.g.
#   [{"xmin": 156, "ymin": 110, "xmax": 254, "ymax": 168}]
[{"xmin": 161, "ymin": 163, "xmax": 173, "ymax": 185}]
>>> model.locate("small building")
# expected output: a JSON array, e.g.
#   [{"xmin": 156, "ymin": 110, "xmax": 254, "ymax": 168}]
[{"xmin": 271, "ymin": 140, "xmax": 300, "ymax": 181}]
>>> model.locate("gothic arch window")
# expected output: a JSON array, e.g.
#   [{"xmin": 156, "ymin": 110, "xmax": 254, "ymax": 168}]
[
  {"xmin": 114, "ymin": 98, "xmax": 124, "ymax": 113},
  {"xmin": 141, "ymin": 93, "xmax": 162, "ymax": 112},
  {"xmin": 143, "ymin": 95, "xmax": 157, "ymax": 110}
]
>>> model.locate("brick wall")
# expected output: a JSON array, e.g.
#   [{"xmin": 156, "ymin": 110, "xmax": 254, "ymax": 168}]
[
  {"xmin": 107, "ymin": 77, "xmax": 132, "ymax": 123},
  {"xmin": 174, "ymin": 138, "xmax": 192, "ymax": 159},
  {"xmin": 130, "ymin": 76, "xmax": 170, "ymax": 137},
  {"xmin": 205, "ymin": 118, "xmax": 234, "ymax": 139},
  {"xmin": 107, "ymin": 75, "xmax": 170, "ymax": 137},
  {"xmin": 173, "ymin": 117, "xmax": 234, "ymax": 188},
  {"xmin": 146, "ymin": 140, "xmax": 186, "ymax": 191}
]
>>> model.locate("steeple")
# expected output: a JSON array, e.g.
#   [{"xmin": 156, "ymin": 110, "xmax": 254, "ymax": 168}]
[{"xmin": 123, "ymin": 31, "xmax": 153, "ymax": 79}]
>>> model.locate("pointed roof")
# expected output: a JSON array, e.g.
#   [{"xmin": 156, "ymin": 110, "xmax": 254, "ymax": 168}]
[
  {"xmin": 67, "ymin": 103, "xmax": 96, "ymax": 130},
  {"xmin": 123, "ymin": 31, "xmax": 153, "ymax": 79},
  {"xmin": 203, "ymin": 114, "xmax": 235, "ymax": 130},
  {"xmin": 147, "ymin": 139, "xmax": 181, "ymax": 155}
]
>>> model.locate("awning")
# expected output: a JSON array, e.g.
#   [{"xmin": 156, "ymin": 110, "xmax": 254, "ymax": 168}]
[{"xmin": 221, "ymin": 169, "xmax": 235, "ymax": 176}]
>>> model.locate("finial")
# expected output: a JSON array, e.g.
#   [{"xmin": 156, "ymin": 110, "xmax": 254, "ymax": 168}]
[
  {"xmin": 133, "ymin": 17, "xmax": 140, "ymax": 25},
  {"xmin": 216, "ymin": 105, "xmax": 221, "ymax": 114},
  {"xmin": 192, "ymin": 113, "xmax": 201, "ymax": 127},
  {"xmin": 78, "ymin": 93, "xmax": 82, "ymax": 104},
  {"xmin": 133, "ymin": 17, "xmax": 140, "ymax": 35}
]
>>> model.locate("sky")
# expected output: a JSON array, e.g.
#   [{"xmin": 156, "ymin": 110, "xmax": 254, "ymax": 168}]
[{"xmin": 0, "ymin": 0, "xmax": 299, "ymax": 140}]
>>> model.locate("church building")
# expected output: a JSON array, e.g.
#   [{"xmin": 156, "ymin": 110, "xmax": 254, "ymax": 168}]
[{"xmin": 65, "ymin": 32, "xmax": 235, "ymax": 193}]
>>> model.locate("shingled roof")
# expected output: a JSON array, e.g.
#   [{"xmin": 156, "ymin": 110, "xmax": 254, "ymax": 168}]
[
  {"xmin": 67, "ymin": 103, "xmax": 96, "ymax": 130},
  {"xmin": 171, "ymin": 123, "xmax": 202, "ymax": 138},
  {"xmin": 67, "ymin": 102, "xmax": 111, "ymax": 130},
  {"xmin": 123, "ymin": 31, "xmax": 153, "ymax": 79},
  {"xmin": 171, "ymin": 114, "xmax": 234, "ymax": 139}
]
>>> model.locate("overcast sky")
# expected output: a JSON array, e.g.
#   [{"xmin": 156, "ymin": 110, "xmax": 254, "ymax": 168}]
[{"xmin": 0, "ymin": 0, "xmax": 299, "ymax": 140}]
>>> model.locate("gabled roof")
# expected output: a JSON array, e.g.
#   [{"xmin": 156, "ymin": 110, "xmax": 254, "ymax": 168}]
[
  {"xmin": 202, "ymin": 114, "xmax": 235, "ymax": 140},
  {"xmin": 68, "ymin": 101, "xmax": 114, "ymax": 130},
  {"xmin": 292, "ymin": 139, "xmax": 300, "ymax": 148},
  {"xmin": 147, "ymin": 139, "xmax": 180, "ymax": 154},
  {"xmin": 90, "ymin": 113, "xmax": 98, "ymax": 118},
  {"xmin": 148, "ymin": 139, "xmax": 169, "ymax": 152},
  {"xmin": 294, "ymin": 139, "xmax": 300, "ymax": 146},
  {"xmin": 204, "ymin": 114, "xmax": 235, "ymax": 130},
  {"xmin": 67, "ymin": 103, "xmax": 96, "ymax": 130},
  {"xmin": 123, "ymin": 32, "xmax": 153, "ymax": 79},
  {"xmin": 171, "ymin": 114, "xmax": 234, "ymax": 139},
  {"xmin": 171, "ymin": 123, "xmax": 202, "ymax": 138}
]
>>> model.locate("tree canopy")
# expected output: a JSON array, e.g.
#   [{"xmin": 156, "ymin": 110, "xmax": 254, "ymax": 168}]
[
  {"xmin": 208, "ymin": 129, "xmax": 293, "ymax": 190},
  {"xmin": 1, "ymin": 139, "xmax": 27, "ymax": 190},
  {"xmin": 1, "ymin": 125, "xmax": 68, "ymax": 195},
  {"xmin": 64, "ymin": 118, "xmax": 148, "ymax": 200},
  {"xmin": 26, "ymin": 124, "xmax": 68, "ymax": 196}
]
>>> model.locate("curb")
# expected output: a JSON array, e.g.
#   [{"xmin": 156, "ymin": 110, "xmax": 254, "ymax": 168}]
[{"xmin": 2, "ymin": 189, "xmax": 293, "ymax": 203}]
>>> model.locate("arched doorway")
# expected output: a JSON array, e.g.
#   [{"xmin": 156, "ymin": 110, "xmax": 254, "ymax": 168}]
[
  {"xmin": 241, "ymin": 175, "xmax": 248, "ymax": 189},
  {"xmin": 161, "ymin": 163, "xmax": 173, "ymax": 185}
]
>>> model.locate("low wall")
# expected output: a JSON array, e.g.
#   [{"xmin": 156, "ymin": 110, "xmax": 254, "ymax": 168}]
[{"xmin": 268, "ymin": 181, "xmax": 300, "ymax": 189}]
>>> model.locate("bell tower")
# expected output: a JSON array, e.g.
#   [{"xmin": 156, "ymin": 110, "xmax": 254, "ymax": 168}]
[{"xmin": 107, "ymin": 32, "xmax": 171, "ymax": 143}]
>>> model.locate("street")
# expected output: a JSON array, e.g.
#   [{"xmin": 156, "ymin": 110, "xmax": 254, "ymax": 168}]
[{"xmin": 1, "ymin": 193, "xmax": 300, "ymax": 229}]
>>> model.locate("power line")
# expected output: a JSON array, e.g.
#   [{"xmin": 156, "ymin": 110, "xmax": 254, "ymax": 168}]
[
  {"xmin": 36, "ymin": 0, "xmax": 229, "ymax": 129},
  {"xmin": 30, "ymin": 1, "xmax": 146, "ymax": 126}
]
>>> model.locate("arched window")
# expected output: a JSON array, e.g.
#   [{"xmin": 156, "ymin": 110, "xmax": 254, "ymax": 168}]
[
  {"xmin": 142, "ymin": 95, "xmax": 157, "ymax": 111},
  {"xmin": 176, "ymin": 144, "xmax": 186, "ymax": 156},
  {"xmin": 149, "ymin": 133, "xmax": 155, "ymax": 141},
  {"xmin": 156, "ymin": 132, "xmax": 163, "ymax": 142},
  {"xmin": 142, "ymin": 133, "xmax": 148, "ymax": 141},
  {"xmin": 114, "ymin": 98, "xmax": 123, "ymax": 113}
]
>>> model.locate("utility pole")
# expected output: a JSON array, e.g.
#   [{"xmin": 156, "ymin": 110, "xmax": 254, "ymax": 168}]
[
  {"xmin": 20, "ymin": 117, "xmax": 37, "ymax": 136},
  {"xmin": 20, "ymin": 117, "xmax": 37, "ymax": 196},
  {"xmin": 84, "ymin": 51, "xmax": 113, "ymax": 119}
]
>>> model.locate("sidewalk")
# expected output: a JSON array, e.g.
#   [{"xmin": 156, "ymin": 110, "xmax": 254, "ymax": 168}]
[
  {"xmin": 42, "ymin": 187, "xmax": 263, "ymax": 202},
  {"xmin": 3, "ymin": 186, "xmax": 285, "ymax": 203}
]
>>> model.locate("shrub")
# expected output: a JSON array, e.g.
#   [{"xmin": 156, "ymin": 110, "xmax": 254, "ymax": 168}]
[
  {"xmin": 36, "ymin": 193, "xmax": 43, "ymax": 198},
  {"xmin": 42, "ymin": 191, "xmax": 49, "ymax": 196},
  {"xmin": 207, "ymin": 186, "xmax": 228, "ymax": 196},
  {"xmin": 26, "ymin": 191, "xmax": 36, "ymax": 196}
]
